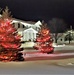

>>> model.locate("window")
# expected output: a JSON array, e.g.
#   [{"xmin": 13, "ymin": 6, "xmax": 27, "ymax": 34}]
[
  {"xmin": 18, "ymin": 23, "xmax": 20, "ymax": 28},
  {"xmin": 60, "ymin": 39, "xmax": 62, "ymax": 41},
  {"xmin": 23, "ymin": 25, "xmax": 25, "ymax": 28}
]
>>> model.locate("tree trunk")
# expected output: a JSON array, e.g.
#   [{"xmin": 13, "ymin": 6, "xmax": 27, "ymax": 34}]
[
  {"xmin": 69, "ymin": 32, "xmax": 71, "ymax": 44},
  {"xmin": 55, "ymin": 33, "xmax": 58, "ymax": 43}
]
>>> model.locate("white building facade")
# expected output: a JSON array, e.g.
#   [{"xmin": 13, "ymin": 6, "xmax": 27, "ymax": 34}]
[
  {"xmin": 11, "ymin": 19, "xmax": 42, "ymax": 41},
  {"xmin": 22, "ymin": 28, "xmax": 38, "ymax": 41}
]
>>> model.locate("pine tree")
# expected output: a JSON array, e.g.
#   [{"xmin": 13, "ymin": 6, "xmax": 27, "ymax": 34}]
[
  {"xmin": 0, "ymin": 7, "xmax": 24, "ymax": 61},
  {"xmin": 2, "ymin": 6, "xmax": 12, "ymax": 19},
  {"xmin": 34, "ymin": 22, "xmax": 54, "ymax": 54}
]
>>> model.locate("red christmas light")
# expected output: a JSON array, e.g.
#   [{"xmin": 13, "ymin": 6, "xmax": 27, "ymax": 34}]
[
  {"xmin": 34, "ymin": 23, "xmax": 54, "ymax": 54},
  {"xmin": 0, "ymin": 18, "xmax": 23, "ymax": 61}
]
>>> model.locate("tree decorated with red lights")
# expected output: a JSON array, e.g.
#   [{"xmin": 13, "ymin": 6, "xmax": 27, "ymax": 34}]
[
  {"xmin": 0, "ymin": 7, "xmax": 24, "ymax": 61},
  {"xmin": 34, "ymin": 22, "xmax": 54, "ymax": 54}
]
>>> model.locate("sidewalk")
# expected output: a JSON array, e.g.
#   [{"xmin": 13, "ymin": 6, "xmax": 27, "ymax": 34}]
[{"xmin": 23, "ymin": 52, "xmax": 74, "ymax": 61}]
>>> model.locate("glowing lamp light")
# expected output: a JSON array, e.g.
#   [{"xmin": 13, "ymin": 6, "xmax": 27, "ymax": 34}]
[{"xmin": 41, "ymin": 29, "xmax": 49, "ymax": 36}]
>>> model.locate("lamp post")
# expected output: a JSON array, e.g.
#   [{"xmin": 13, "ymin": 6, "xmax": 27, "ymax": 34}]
[
  {"xmin": 68, "ymin": 31, "xmax": 71, "ymax": 44},
  {"xmin": 68, "ymin": 25, "xmax": 73, "ymax": 44}
]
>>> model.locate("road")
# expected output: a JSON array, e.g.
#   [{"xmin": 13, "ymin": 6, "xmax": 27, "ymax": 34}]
[
  {"xmin": 0, "ymin": 59, "xmax": 74, "ymax": 75},
  {"xmin": 0, "ymin": 45, "xmax": 74, "ymax": 75}
]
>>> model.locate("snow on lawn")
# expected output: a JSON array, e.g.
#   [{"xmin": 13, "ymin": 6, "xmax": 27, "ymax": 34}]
[{"xmin": 20, "ymin": 42, "xmax": 35, "ymax": 48}]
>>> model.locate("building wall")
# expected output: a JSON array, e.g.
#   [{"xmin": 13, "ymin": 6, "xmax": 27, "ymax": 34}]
[
  {"xmin": 51, "ymin": 32, "xmax": 74, "ymax": 44},
  {"xmin": 12, "ymin": 20, "xmax": 42, "ymax": 42}
]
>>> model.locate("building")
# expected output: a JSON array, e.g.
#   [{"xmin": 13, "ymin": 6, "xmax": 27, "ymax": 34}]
[
  {"xmin": 12, "ymin": 19, "xmax": 42, "ymax": 30},
  {"xmin": 11, "ymin": 18, "xmax": 42, "ymax": 41},
  {"xmin": 52, "ymin": 30, "xmax": 74, "ymax": 44},
  {"xmin": 1, "ymin": 15, "xmax": 42, "ymax": 41},
  {"xmin": 22, "ymin": 28, "xmax": 38, "ymax": 41}
]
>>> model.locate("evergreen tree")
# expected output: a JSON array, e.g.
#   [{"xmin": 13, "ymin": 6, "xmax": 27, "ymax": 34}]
[
  {"xmin": 0, "ymin": 7, "xmax": 24, "ymax": 61},
  {"xmin": 34, "ymin": 22, "xmax": 54, "ymax": 54}
]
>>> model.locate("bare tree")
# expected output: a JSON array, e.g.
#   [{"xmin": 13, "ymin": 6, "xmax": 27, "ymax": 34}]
[
  {"xmin": 0, "ymin": 8, "xmax": 2, "ymax": 13},
  {"xmin": 48, "ymin": 18, "xmax": 67, "ymax": 43}
]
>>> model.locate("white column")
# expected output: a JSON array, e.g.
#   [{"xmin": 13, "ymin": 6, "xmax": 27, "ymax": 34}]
[
  {"xmin": 33, "ymin": 33, "xmax": 36, "ymax": 41},
  {"xmin": 15, "ymin": 23, "xmax": 18, "ymax": 29},
  {"xmin": 33, "ymin": 33, "xmax": 34, "ymax": 41},
  {"xmin": 34, "ymin": 33, "xmax": 36, "ymax": 39},
  {"xmin": 24, "ymin": 33, "xmax": 27, "ymax": 41},
  {"xmin": 24, "ymin": 31, "xmax": 28, "ymax": 41},
  {"xmin": 30, "ymin": 32, "xmax": 32, "ymax": 41},
  {"xmin": 28, "ymin": 32, "xmax": 30, "ymax": 40},
  {"xmin": 24, "ymin": 32, "xmax": 26, "ymax": 41},
  {"xmin": 26, "ymin": 32, "xmax": 29, "ymax": 41},
  {"xmin": 31, "ymin": 32, "xmax": 33, "ymax": 41}
]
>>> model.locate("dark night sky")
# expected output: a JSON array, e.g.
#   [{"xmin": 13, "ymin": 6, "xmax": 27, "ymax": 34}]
[{"xmin": 0, "ymin": 0, "xmax": 74, "ymax": 29}]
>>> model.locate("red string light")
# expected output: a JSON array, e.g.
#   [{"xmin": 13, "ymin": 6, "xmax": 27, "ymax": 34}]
[
  {"xmin": 34, "ymin": 26, "xmax": 54, "ymax": 53},
  {"xmin": 0, "ymin": 19, "xmax": 22, "ymax": 61}
]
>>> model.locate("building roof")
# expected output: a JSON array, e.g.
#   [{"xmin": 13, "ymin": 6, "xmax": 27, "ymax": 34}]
[
  {"xmin": 24, "ymin": 28, "xmax": 38, "ymax": 33},
  {"xmin": 0, "ymin": 14, "xmax": 42, "ymax": 28},
  {"xmin": 12, "ymin": 18, "xmax": 42, "ymax": 27},
  {"xmin": 12, "ymin": 18, "xmax": 36, "ymax": 24}
]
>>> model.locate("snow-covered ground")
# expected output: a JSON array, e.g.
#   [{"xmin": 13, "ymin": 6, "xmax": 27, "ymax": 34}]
[
  {"xmin": 0, "ymin": 60, "xmax": 74, "ymax": 75},
  {"xmin": 20, "ymin": 42, "xmax": 35, "ymax": 48},
  {"xmin": 54, "ymin": 45, "xmax": 74, "ymax": 51},
  {"xmin": 21, "ymin": 42, "xmax": 74, "ymax": 51}
]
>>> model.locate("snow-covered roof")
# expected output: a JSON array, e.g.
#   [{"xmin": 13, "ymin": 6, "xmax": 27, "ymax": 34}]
[
  {"xmin": 0, "ymin": 15, "xmax": 42, "ymax": 28},
  {"xmin": 24, "ymin": 28, "xmax": 38, "ymax": 33},
  {"xmin": 12, "ymin": 19, "xmax": 42, "ymax": 29},
  {"xmin": 35, "ymin": 21, "xmax": 42, "ymax": 25},
  {"xmin": 34, "ymin": 21, "xmax": 42, "ymax": 28},
  {"xmin": 11, "ymin": 20, "xmax": 19, "ymax": 23},
  {"xmin": 12, "ymin": 19, "xmax": 30, "ymax": 25},
  {"xmin": 20, "ymin": 22, "xmax": 33, "ymax": 26}
]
